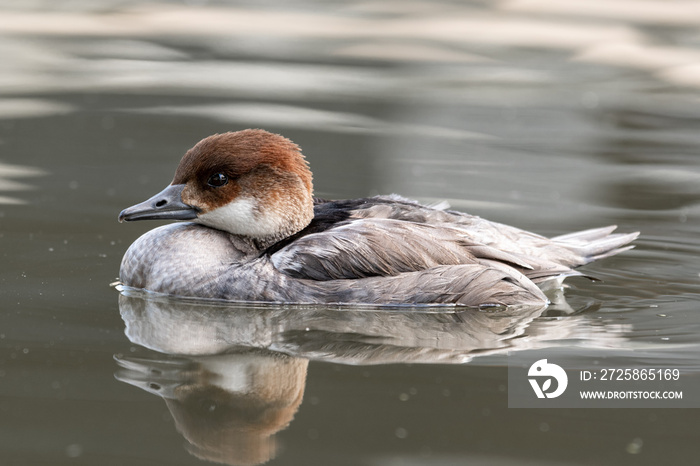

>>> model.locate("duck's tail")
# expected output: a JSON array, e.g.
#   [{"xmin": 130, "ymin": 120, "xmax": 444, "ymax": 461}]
[{"xmin": 551, "ymin": 225, "xmax": 639, "ymax": 265}]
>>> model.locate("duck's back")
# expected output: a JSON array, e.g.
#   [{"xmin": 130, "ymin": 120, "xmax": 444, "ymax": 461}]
[{"xmin": 269, "ymin": 196, "xmax": 637, "ymax": 284}]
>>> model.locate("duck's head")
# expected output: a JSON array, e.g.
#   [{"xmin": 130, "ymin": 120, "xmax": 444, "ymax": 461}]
[{"xmin": 119, "ymin": 129, "xmax": 314, "ymax": 247}]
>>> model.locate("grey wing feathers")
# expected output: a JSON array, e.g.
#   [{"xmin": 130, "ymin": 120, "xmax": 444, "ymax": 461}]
[
  {"xmin": 551, "ymin": 226, "xmax": 640, "ymax": 265},
  {"xmin": 270, "ymin": 197, "xmax": 638, "ymax": 306},
  {"xmin": 270, "ymin": 219, "xmax": 535, "ymax": 281},
  {"xmin": 328, "ymin": 262, "xmax": 548, "ymax": 307}
]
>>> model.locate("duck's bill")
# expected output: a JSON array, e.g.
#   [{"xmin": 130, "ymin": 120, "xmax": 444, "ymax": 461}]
[{"xmin": 118, "ymin": 184, "xmax": 199, "ymax": 222}]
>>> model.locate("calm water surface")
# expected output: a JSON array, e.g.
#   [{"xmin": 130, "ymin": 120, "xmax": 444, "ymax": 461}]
[{"xmin": 2, "ymin": 1, "xmax": 700, "ymax": 465}]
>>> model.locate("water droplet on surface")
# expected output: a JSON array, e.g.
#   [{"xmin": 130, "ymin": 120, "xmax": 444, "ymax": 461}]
[
  {"xmin": 65, "ymin": 444, "xmax": 83, "ymax": 458},
  {"xmin": 626, "ymin": 438, "xmax": 643, "ymax": 454}
]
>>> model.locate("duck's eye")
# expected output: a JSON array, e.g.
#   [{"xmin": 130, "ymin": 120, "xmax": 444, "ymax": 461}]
[{"xmin": 207, "ymin": 173, "xmax": 228, "ymax": 187}]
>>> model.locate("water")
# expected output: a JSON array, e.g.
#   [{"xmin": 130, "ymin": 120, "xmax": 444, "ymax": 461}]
[{"xmin": 2, "ymin": 1, "xmax": 700, "ymax": 464}]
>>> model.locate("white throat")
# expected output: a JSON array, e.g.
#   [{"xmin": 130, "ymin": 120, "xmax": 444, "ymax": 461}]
[{"xmin": 196, "ymin": 197, "xmax": 286, "ymax": 239}]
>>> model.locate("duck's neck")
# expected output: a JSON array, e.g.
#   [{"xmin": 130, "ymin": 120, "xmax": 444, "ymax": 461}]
[{"xmin": 201, "ymin": 197, "xmax": 313, "ymax": 251}]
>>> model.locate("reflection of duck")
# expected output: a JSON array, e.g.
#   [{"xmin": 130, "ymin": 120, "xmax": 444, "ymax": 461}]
[
  {"xmin": 116, "ymin": 292, "xmax": 630, "ymax": 465},
  {"xmin": 116, "ymin": 350, "xmax": 307, "ymax": 466},
  {"xmin": 117, "ymin": 291, "xmax": 627, "ymax": 366},
  {"xmin": 118, "ymin": 129, "xmax": 638, "ymax": 307}
]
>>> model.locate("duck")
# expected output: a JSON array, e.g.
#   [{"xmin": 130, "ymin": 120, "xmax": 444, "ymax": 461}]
[{"xmin": 118, "ymin": 129, "xmax": 638, "ymax": 308}]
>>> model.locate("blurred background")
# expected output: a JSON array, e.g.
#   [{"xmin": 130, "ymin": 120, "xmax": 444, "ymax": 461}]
[{"xmin": 1, "ymin": 1, "xmax": 700, "ymax": 465}]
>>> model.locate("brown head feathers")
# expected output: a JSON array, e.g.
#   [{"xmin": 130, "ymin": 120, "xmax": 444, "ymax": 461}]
[{"xmin": 172, "ymin": 129, "xmax": 313, "ymax": 194}]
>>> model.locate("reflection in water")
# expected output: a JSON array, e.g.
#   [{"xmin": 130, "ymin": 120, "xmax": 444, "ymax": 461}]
[
  {"xmin": 129, "ymin": 102, "xmax": 489, "ymax": 140},
  {"xmin": 116, "ymin": 290, "xmax": 630, "ymax": 464},
  {"xmin": 596, "ymin": 168, "xmax": 700, "ymax": 211},
  {"xmin": 0, "ymin": 161, "xmax": 47, "ymax": 205},
  {"xmin": 119, "ymin": 290, "xmax": 550, "ymax": 364},
  {"xmin": 116, "ymin": 351, "xmax": 306, "ymax": 466}
]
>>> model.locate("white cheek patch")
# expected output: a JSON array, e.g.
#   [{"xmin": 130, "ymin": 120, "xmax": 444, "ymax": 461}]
[
  {"xmin": 201, "ymin": 355, "xmax": 252, "ymax": 394},
  {"xmin": 196, "ymin": 197, "xmax": 283, "ymax": 237}
]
